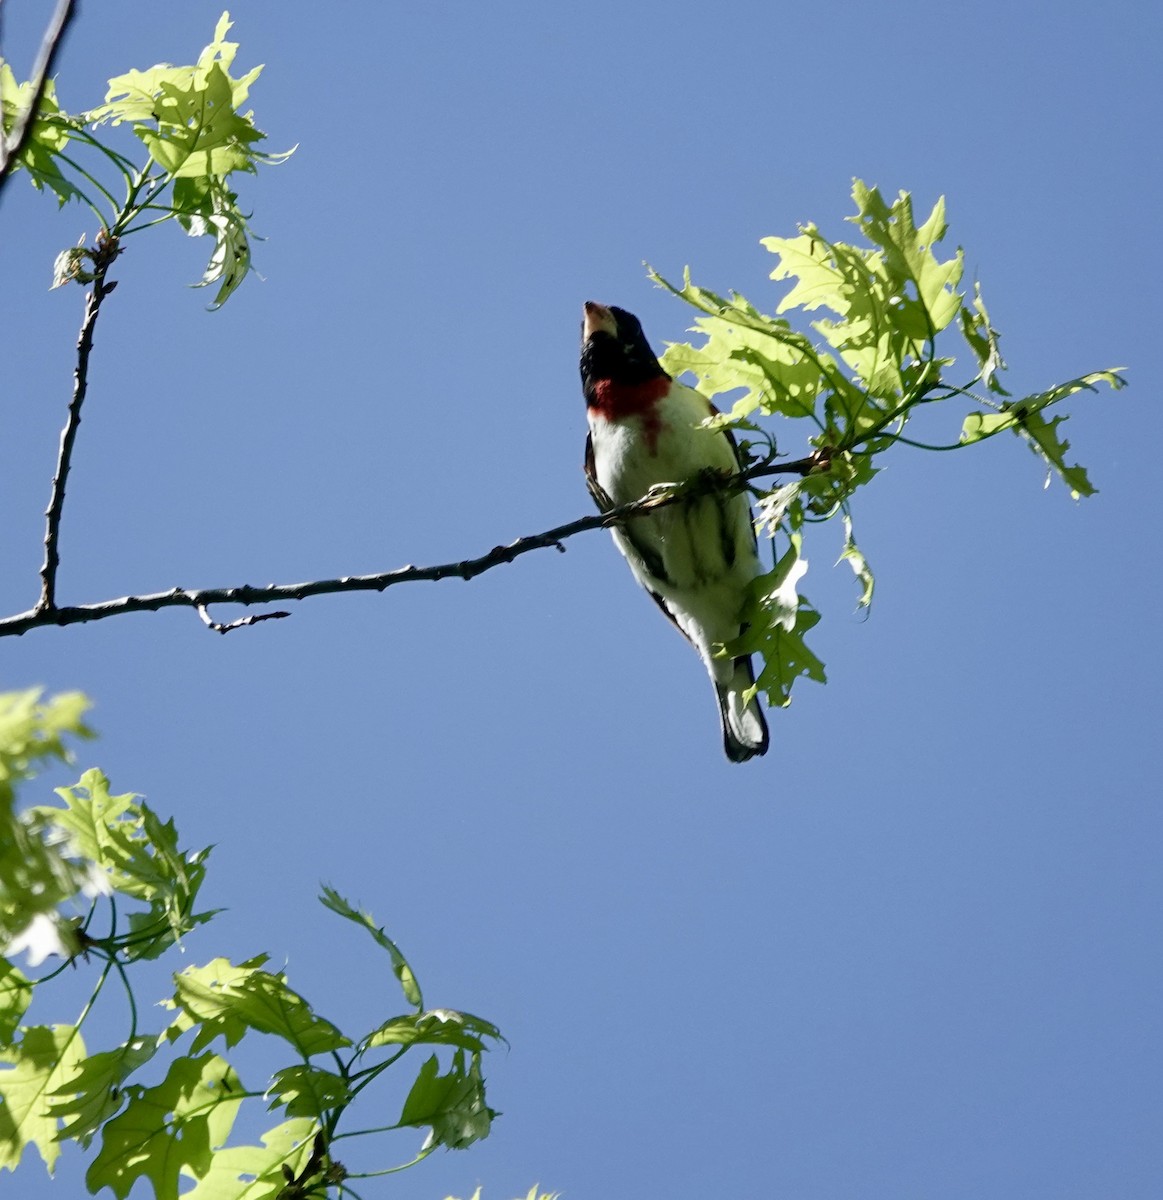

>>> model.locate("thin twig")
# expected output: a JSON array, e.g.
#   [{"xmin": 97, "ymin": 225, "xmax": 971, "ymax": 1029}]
[
  {"xmin": 37, "ymin": 229, "xmax": 122, "ymax": 611},
  {"xmin": 196, "ymin": 604, "xmax": 292, "ymax": 635},
  {"xmin": 2, "ymin": 452, "xmax": 822, "ymax": 639},
  {"xmin": 0, "ymin": 0, "xmax": 78, "ymax": 198}
]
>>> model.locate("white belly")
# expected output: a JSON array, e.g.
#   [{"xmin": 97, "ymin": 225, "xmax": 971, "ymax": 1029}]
[{"xmin": 588, "ymin": 381, "xmax": 762, "ymax": 666}]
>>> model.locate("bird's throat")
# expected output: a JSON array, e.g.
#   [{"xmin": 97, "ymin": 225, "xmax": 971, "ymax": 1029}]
[{"xmin": 588, "ymin": 376, "xmax": 671, "ymax": 454}]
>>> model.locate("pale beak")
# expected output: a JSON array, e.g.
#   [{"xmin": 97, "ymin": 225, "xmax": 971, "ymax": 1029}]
[{"xmin": 583, "ymin": 301, "xmax": 617, "ymax": 340}]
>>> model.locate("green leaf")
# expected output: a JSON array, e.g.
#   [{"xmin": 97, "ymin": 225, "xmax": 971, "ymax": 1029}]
[
  {"xmin": 364, "ymin": 1009, "xmax": 503, "ymax": 1055},
  {"xmin": 656, "ymin": 186, "xmax": 1120, "ymax": 711},
  {"xmin": 177, "ymin": 1117, "xmax": 318, "ymax": 1200},
  {"xmin": 0, "ymin": 1023, "xmax": 87, "ymax": 1172},
  {"xmin": 82, "ymin": 11, "xmax": 292, "ymax": 308},
  {"xmin": 0, "ymin": 68, "xmax": 86, "ymax": 207},
  {"xmin": 85, "ymin": 1051, "xmax": 242, "ymax": 1199},
  {"xmin": 0, "ymin": 690, "xmax": 91, "ymax": 797},
  {"xmin": 734, "ymin": 543, "xmax": 828, "ymax": 708},
  {"xmin": 838, "ymin": 514, "xmax": 875, "ymax": 609},
  {"xmin": 0, "ymin": 961, "xmax": 31, "ymax": 1045},
  {"xmin": 320, "ymin": 886, "xmax": 423, "ymax": 1009},
  {"xmin": 136, "ymin": 63, "xmax": 262, "ymax": 179},
  {"xmin": 37, "ymin": 769, "xmax": 139, "ymax": 871},
  {"xmin": 265, "ymin": 1064, "xmax": 351, "ymax": 1119},
  {"xmin": 959, "ymin": 281, "xmax": 1009, "ymax": 395},
  {"xmin": 47, "ymin": 1037, "xmax": 156, "ymax": 1148},
  {"xmin": 652, "ymin": 266, "xmax": 846, "ymax": 424},
  {"xmin": 755, "ymin": 603, "xmax": 827, "ymax": 709},
  {"xmin": 1, "ymin": 696, "xmax": 97, "ymax": 949},
  {"xmin": 755, "ymin": 480, "xmax": 803, "ymax": 540},
  {"xmin": 757, "ymin": 539, "xmax": 810, "ymax": 635},
  {"xmin": 91, "ymin": 11, "xmax": 264, "ymax": 136},
  {"xmin": 51, "ymin": 240, "xmax": 97, "ymax": 290},
  {"xmin": 848, "ymin": 181, "xmax": 964, "ymax": 337},
  {"xmin": 164, "ymin": 956, "xmax": 271, "ymax": 1052},
  {"xmin": 399, "ymin": 1051, "xmax": 497, "ymax": 1152},
  {"xmin": 764, "ymin": 226, "xmax": 912, "ymax": 401},
  {"xmin": 170, "ymin": 958, "xmax": 350, "ymax": 1058},
  {"xmin": 28, "ymin": 769, "xmax": 214, "ymax": 959},
  {"xmin": 960, "ymin": 370, "xmax": 1126, "ymax": 498},
  {"xmin": 757, "ymin": 181, "xmax": 965, "ymax": 410},
  {"xmin": 184, "ymin": 181, "xmax": 254, "ymax": 309}
]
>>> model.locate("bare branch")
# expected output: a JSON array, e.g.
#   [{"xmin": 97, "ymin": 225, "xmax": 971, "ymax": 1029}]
[
  {"xmin": 197, "ymin": 605, "xmax": 292, "ymax": 635},
  {"xmin": 38, "ymin": 229, "xmax": 122, "ymax": 611},
  {"xmin": 0, "ymin": 0, "xmax": 78, "ymax": 198},
  {"xmin": 0, "ymin": 452, "xmax": 822, "ymax": 639}
]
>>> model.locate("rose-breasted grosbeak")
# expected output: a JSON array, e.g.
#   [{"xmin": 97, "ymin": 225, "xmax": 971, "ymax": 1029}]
[{"xmin": 580, "ymin": 301, "xmax": 769, "ymax": 762}]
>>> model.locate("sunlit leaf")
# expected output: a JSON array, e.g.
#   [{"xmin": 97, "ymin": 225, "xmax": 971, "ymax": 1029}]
[
  {"xmin": 848, "ymin": 182, "xmax": 964, "ymax": 335},
  {"xmin": 839, "ymin": 514, "xmax": 875, "ymax": 609},
  {"xmin": 27, "ymin": 770, "xmax": 214, "ymax": 960},
  {"xmin": 0, "ymin": 68, "xmax": 85, "ymax": 207},
  {"xmin": 164, "ymin": 956, "xmax": 270, "ymax": 1052},
  {"xmin": 320, "ymin": 886, "xmax": 423, "ymax": 1009},
  {"xmin": 364, "ymin": 1009, "xmax": 503, "ymax": 1055},
  {"xmin": 178, "ymin": 1117, "xmax": 317, "ymax": 1200},
  {"xmin": 0, "ymin": 1023, "xmax": 87, "ymax": 1172},
  {"xmin": 85, "ymin": 1052, "xmax": 242, "ymax": 1198},
  {"xmin": 170, "ymin": 958, "xmax": 349, "ymax": 1057},
  {"xmin": 184, "ymin": 183, "xmax": 254, "ymax": 309},
  {"xmin": 959, "ymin": 281, "xmax": 1009, "ymax": 395},
  {"xmin": 399, "ymin": 1051, "xmax": 497, "ymax": 1152},
  {"xmin": 48, "ymin": 1037, "xmax": 156, "ymax": 1148},
  {"xmin": 960, "ymin": 370, "xmax": 1126, "ymax": 498},
  {"xmin": 654, "ymin": 182, "xmax": 1121, "ymax": 709},
  {"xmin": 79, "ymin": 11, "xmax": 293, "ymax": 307},
  {"xmin": 0, "ymin": 961, "xmax": 31, "ymax": 1045},
  {"xmin": 265, "ymin": 1064, "xmax": 351, "ymax": 1119}
]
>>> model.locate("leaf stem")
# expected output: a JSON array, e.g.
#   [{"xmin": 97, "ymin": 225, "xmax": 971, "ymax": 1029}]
[
  {"xmin": 51, "ymin": 149, "xmax": 120, "ymax": 218},
  {"xmin": 119, "ymin": 211, "xmax": 180, "ymax": 235},
  {"xmin": 65, "ymin": 125, "xmax": 141, "ymax": 181},
  {"xmin": 345, "ymin": 1046, "xmax": 410, "ymax": 1093},
  {"xmin": 331, "ymin": 1120, "xmax": 408, "ymax": 1141},
  {"xmin": 345, "ymin": 1145, "xmax": 436, "ymax": 1179},
  {"xmin": 109, "ymin": 955, "xmax": 139, "ymax": 1042}
]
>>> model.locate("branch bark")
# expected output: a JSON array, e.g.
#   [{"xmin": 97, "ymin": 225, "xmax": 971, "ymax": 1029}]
[
  {"xmin": 0, "ymin": 0, "xmax": 78, "ymax": 198},
  {"xmin": 0, "ymin": 454, "xmax": 821, "ymax": 639},
  {"xmin": 38, "ymin": 229, "xmax": 121, "ymax": 611}
]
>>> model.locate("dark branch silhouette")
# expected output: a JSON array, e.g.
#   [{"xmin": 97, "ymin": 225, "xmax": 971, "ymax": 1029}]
[
  {"xmin": 0, "ymin": 0, "xmax": 78, "ymax": 197},
  {"xmin": 6, "ymin": 164, "xmax": 824, "ymax": 642},
  {"xmin": 38, "ymin": 230, "xmax": 122, "ymax": 611},
  {"xmin": 197, "ymin": 605, "xmax": 293, "ymax": 635},
  {"xmin": 0, "ymin": 455, "xmax": 822, "ymax": 639}
]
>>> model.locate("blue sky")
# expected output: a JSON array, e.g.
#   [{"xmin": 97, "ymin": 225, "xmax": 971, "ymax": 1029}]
[{"xmin": 2, "ymin": 2, "xmax": 1160, "ymax": 1197}]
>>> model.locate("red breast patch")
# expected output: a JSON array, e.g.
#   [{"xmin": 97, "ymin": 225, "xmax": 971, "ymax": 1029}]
[{"xmin": 589, "ymin": 376, "xmax": 671, "ymax": 454}]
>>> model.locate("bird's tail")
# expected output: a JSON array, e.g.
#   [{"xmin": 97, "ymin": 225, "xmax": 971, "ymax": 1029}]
[{"xmin": 715, "ymin": 655, "xmax": 769, "ymax": 763}]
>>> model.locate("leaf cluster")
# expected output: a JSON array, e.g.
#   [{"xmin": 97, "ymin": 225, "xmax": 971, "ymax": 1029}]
[
  {"xmin": 0, "ymin": 692, "xmax": 503, "ymax": 1199},
  {"xmin": 1, "ymin": 11, "xmax": 292, "ymax": 306},
  {"xmin": 652, "ymin": 181, "xmax": 1124, "ymax": 708}
]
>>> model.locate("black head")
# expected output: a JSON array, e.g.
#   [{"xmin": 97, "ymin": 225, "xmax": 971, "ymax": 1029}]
[{"xmin": 580, "ymin": 302, "xmax": 669, "ymax": 398}]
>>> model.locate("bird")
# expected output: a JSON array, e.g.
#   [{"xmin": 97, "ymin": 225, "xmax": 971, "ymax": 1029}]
[{"xmin": 579, "ymin": 301, "xmax": 769, "ymax": 762}]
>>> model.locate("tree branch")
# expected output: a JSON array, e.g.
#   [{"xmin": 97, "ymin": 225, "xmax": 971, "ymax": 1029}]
[
  {"xmin": 1, "ymin": 453, "xmax": 823, "ymax": 639},
  {"xmin": 37, "ymin": 229, "xmax": 122, "ymax": 612},
  {"xmin": 0, "ymin": 0, "xmax": 78, "ymax": 198},
  {"xmin": 197, "ymin": 605, "xmax": 292, "ymax": 635}
]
